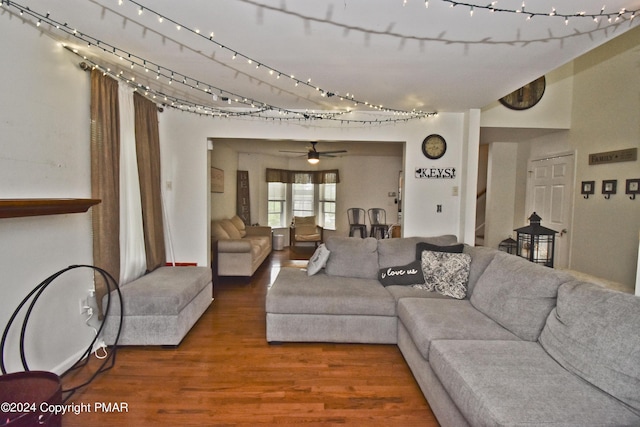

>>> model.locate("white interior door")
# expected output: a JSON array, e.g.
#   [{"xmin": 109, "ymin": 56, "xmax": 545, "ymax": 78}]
[{"xmin": 525, "ymin": 153, "xmax": 575, "ymax": 269}]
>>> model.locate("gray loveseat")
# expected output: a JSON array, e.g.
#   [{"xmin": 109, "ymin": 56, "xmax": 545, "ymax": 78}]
[
  {"xmin": 212, "ymin": 216, "xmax": 272, "ymax": 277},
  {"xmin": 266, "ymin": 236, "xmax": 640, "ymax": 426}
]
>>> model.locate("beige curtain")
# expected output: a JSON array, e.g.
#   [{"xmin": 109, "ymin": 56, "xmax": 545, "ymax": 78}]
[
  {"xmin": 90, "ymin": 70, "xmax": 120, "ymax": 318},
  {"xmin": 266, "ymin": 168, "xmax": 340, "ymax": 184},
  {"xmin": 134, "ymin": 93, "xmax": 166, "ymax": 272}
]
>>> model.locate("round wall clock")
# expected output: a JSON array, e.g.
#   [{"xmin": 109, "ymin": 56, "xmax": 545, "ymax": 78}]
[
  {"xmin": 422, "ymin": 134, "xmax": 447, "ymax": 160},
  {"xmin": 499, "ymin": 76, "xmax": 546, "ymax": 110}
]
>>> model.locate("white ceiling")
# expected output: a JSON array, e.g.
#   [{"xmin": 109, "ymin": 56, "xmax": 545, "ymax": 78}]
[{"xmin": 10, "ymin": 0, "xmax": 639, "ymax": 118}]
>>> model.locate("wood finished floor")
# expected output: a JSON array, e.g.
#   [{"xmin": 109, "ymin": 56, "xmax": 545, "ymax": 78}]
[{"xmin": 62, "ymin": 248, "xmax": 439, "ymax": 426}]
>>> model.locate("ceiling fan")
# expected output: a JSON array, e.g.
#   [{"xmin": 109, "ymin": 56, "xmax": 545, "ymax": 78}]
[{"xmin": 280, "ymin": 142, "xmax": 348, "ymax": 164}]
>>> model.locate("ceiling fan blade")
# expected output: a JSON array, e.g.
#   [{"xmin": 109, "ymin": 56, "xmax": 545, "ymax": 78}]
[
  {"xmin": 279, "ymin": 150, "xmax": 308, "ymax": 153},
  {"xmin": 318, "ymin": 150, "xmax": 348, "ymax": 155}
]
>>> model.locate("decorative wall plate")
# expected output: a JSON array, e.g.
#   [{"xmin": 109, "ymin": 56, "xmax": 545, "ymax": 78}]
[{"xmin": 499, "ymin": 76, "xmax": 546, "ymax": 110}]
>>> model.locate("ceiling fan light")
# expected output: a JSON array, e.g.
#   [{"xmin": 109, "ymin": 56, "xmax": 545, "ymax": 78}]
[{"xmin": 307, "ymin": 151, "xmax": 320, "ymax": 164}]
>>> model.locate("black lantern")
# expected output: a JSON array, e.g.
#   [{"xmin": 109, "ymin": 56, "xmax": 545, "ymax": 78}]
[
  {"xmin": 498, "ymin": 236, "xmax": 518, "ymax": 255},
  {"xmin": 514, "ymin": 212, "xmax": 557, "ymax": 267}
]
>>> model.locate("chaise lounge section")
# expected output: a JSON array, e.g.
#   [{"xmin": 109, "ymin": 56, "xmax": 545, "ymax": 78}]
[
  {"xmin": 102, "ymin": 266, "xmax": 212, "ymax": 346},
  {"xmin": 266, "ymin": 236, "xmax": 640, "ymax": 426}
]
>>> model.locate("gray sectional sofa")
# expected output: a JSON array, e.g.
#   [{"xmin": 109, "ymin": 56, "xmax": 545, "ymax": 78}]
[{"xmin": 266, "ymin": 236, "xmax": 640, "ymax": 426}]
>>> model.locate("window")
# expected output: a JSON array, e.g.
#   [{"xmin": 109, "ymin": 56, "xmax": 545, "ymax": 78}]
[
  {"xmin": 319, "ymin": 183, "xmax": 336, "ymax": 230},
  {"xmin": 267, "ymin": 182, "xmax": 286, "ymax": 227},
  {"xmin": 265, "ymin": 168, "xmax": 339, "ymax": 230},
  {"xmin": 292, "ymin": 183, "xmax": 314, "ymax": 217}
]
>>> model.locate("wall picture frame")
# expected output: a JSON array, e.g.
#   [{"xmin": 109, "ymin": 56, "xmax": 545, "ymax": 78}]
[
  {"xmin": 581, "ymin": 181, "xmax": 595, "ymax": 199},
  {"xmin": 211, "ymin": 167, "xmax": 224, "ymax": 193},
  {"xmin": 602, "ymin": 179, "xmax": 617, "ymax": 199},
  {"xmin": 626, "ymin": 178, "xmax": 640, "ymax": 200}
]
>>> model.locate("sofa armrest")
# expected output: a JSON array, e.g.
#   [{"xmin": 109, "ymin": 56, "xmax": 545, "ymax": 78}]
[
  {"xmin": 245, "ymin": 226, "xmax": 272, "ymax": 237},
  {"xmin": 217, "ymin": 239, "xmax": 252, "ymax": 253}
]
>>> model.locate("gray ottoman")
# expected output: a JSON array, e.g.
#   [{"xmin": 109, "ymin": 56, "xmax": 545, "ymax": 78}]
[{"xmin": 102, "ymin": 266, "xmax": 212, "ymax": 346}]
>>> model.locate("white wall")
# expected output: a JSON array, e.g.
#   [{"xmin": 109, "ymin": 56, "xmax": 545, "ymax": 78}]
[
  {"xmin": 238, "ymin": 153, "xmax": 403, "ymax": 237},
  {"xmin": 637, "ymin": 231, "xmax": 640, "ymax": 296},
  {"xmin": 159, "ymin": 109, "xmax": 478, "ymax": 266},
  {"xmin": 460, "ymin": 110, "xmax": 481, "ymax": 244},
  {"xmin": 332, "ymin": 155, "xmax": 402, "ymax": 236},
  {"xmin": 480, "ymin": 26, "xmax": 640, "ymax": 291},
  {"xmin": 210, "ymin": 142, "xmax": 241, "ymax": 221},
  {"xmin": 485, "ymin": 143, "xmax": 518, "ymax": 248},
  {"xmin": 237, "ymin": 149, "xmax": 402, "ymax": 243},
  {"xmin": 158, "ymin": 113, "xmax": 212, "ymax": 267},
  {"xmin": 567, "ymin": 27, "xmax": 640, "ymax": 289},
  {"xmin": 481, "ymin": 62, "xmax": 574, "ymax": 130},
  {"xmin": 0, "ymin": 19, "xmax": 97, "ymax": 373}
]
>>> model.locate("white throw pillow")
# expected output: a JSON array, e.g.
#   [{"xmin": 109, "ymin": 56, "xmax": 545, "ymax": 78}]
[
  {"xmin": 417, "ymin": 250, "xmax": 471, "ymax": 299},
  {"xmin": 307, "ymin": 244, "xmax": 331, "ymax": 276}
]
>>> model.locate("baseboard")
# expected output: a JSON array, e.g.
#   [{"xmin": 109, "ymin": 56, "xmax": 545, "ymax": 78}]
[{"xmin": 50, "ymin": 346, "xmax": 91, "ymax": 376}]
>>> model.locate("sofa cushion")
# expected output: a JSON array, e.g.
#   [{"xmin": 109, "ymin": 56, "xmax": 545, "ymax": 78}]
[
  {"xmin": 378, "ymin": 260, "xmax": 424, "ymax": 286},
  {"xmin": 377, "ymin": 235, "xmax": 458, "ymax": 268},
  {"xmin": 211, "ymin": 221, "xmax": 230, "ymax": 240},
  {"xmin": 266, "ymin": 267, "xmax": 395, "ymax": 316},
  {"xmin": 230, "ymin": 215, "xmax": 247, "ymax": 237},
  {"xmin": 398, "ymin": 298, "xmax": 519, "ymax": 360},
  {"xmin": 385, "ymin": 285, "xmax": 453, "ymax": 301},
  {"xmin": 470, "ymin": 251, "xmax": 572, "ymax": 341},
  {"xmin": 217, "ymin": 239, "xmax": 251, "ymax": 253},
  {"xmin": 463, "ymin": 245, "xmax": 500, "ymax": 297},
  {"xmin": 325, "ymin": 237, "xmax": 379, "ymax": 279},
  {"xmin": 105, "ymin": 266, "xmax": 212, "ymax": 316},
  {"xmin": 219, "ymin": 218, "xmax": 242, "ymax": 239},
  {"xmin": 540, "ymin": 281, "xmax": 640, "ymax": 416},
  {"xmin": 251, "ymin": 241, "xmax": 262, "ymax": 258},
  {"xmin": 430, "ymin": 340, "xmax": 640, "ymax": 426},
  {"xmin": 250, "ymin": 235, "xmax": 271, "ymax": 252},
  {"xmin": 418, "ymin": 250, "xmax": 470, "ymax": 299},
  {"xmin": 307, "ymin": 244, "xmax": 330, "ymax": 276}
]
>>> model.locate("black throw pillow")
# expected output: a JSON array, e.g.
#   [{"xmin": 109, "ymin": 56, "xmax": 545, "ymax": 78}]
[
  {"xmin": 415, "ymin": 242, "xmax": 464, "ymax": 260},
  {"xmin": 378, "ymin": 260, "xmax": 425, "ymax": 286}
]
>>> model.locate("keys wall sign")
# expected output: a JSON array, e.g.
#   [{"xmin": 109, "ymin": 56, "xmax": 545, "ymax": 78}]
[{"xmin": 415, "ymin": 167, "xmax": 456, "ymax": 179}]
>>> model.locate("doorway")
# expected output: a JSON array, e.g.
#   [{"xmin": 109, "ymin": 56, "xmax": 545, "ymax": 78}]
[{"xmin": 525, "ymin": 152, "xmax": 575, "ymax": 269}]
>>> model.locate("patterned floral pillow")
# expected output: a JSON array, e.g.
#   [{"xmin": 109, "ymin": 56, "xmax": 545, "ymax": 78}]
[{"xmin": 414, "ymin": 250, "xmax": 471, "ymax": 299}]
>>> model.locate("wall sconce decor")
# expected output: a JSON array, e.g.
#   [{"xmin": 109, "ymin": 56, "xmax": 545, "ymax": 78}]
[
  {"xmin": 514, "ymin": 212, "xmax": 557, "ymax": 268},
  {"xmin": 581, "ymin": 181, "xmax": 595, "ymax": 199},
  {"xmin": 626, "ymin": 179, "xmax": 640, "ymax": 200},
  {"xmin": 602, "ymin": 180, "xmax": 617, "ymax": 199}
]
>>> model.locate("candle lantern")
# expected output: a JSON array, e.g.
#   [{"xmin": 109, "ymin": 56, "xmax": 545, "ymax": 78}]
[
  {"xmin": 514, "ymin": 212, "xmax": 557, "ymax": 267},
  {"xmin": 498, "ymin": 236, "xmax": 518, "ymax": 255}
]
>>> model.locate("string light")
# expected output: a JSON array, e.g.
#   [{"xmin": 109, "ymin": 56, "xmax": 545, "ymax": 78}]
[
  {"xmin": 61, "ymin": 0, "xmax": 635, "ymax": 120},
  {"xmin": 116, "ymin": 0, "xmax": 429, "ymax": 118},
  {"xmin": 435, "ymin": 1, "xmax": 639, "ymax": 24},
  {"xmin": 2, "ymin": 1, "xmax": 436, "ymax": 123},
  {"xmin": 38, "ymin": 0, "xmax": 638, "ymax": 122}
]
